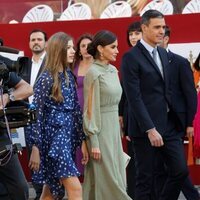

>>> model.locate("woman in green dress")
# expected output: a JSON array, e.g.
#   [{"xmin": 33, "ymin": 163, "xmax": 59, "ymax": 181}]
[{"xmin": 83, "ymin": 30, "xmax": 132, "ymax": 200}]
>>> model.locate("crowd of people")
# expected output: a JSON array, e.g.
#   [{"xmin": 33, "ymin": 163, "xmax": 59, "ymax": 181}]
[{"xmin": 0, "ymin": 9, "xmax": 199, "ymax": 200}]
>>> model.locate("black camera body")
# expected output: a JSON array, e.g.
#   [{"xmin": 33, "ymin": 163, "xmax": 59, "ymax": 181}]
[
  {"xmin": 0, "ymin": 55, "xmax": 29, "ymax": 84},
  {"xmin": 0, "ymin": 54, "xmax": 35, "ymax": 129},
  {"xmin": 0, "ymin": 52, "xmax": 35, "ymax": 155}
]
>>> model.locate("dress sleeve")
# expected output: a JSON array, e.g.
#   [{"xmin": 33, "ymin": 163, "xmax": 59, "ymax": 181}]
[
  {"xmin": 71, "ymin": 71, "xmax": 86, "ymax": 146},
  {"xmin": 83, "ymin": 72, "xmax": 101, "ymax": 149},
  {"xmin": 29, "ymin": 73, "xmax": 53, "ymax": 150}
]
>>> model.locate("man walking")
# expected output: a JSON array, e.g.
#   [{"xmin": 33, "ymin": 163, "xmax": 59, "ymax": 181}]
[{"xmin": 121, "ymin": 10, "xmax": 194, "ymax": 200}]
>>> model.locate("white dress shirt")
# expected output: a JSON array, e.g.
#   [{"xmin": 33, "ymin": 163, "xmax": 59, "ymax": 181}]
[{"xmin": 29, "ymin": 52, "xmax": 46, "ymax": 103}]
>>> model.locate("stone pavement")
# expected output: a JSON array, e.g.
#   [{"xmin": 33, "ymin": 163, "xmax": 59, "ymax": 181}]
[{"xmin": 28, "ymin": 182, "xmax": 200, "ymax": 200}]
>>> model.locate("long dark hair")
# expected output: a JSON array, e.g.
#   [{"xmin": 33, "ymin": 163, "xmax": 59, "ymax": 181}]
[{"xmin": 75, "ymin": 33, "xmax": 93, "ymax": 62}]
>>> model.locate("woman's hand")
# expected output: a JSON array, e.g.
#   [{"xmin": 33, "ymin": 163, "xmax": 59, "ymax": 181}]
[
  {"xmin": 81, "ymin": 141, "xmax": 89, "ymax": 165},
  {"xmin": 29, "ymin": 145, "xmax": 40, "ymax": 172},
  {"xmin": 91, "ymin": 147, "xmax": 101, "ymax": 160}
]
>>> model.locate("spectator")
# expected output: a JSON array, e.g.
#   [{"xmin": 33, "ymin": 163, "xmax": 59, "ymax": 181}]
[
  {"xmin": 74, "ymin": 33, "xmax": 93, "ymax": 176},
  {"xmin": 119, "ymin": 20, "xmax": 142, "ymax": 199}
]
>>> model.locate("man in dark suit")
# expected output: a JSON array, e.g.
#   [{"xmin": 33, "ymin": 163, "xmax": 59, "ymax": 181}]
[
  {"xmin": 121, "ymin": 10, "xmax": 195, "ymax": 200},
  {"xmin": 20, "ymin": 29, "xmax": 47, "ymax": 93},
  {"xmin": 20, "ymin": 29, "xmax": 47, "ymax": 200},
  {"xmin": 153, "ymin": 26, "xmax": 199, "ymax": 200}
]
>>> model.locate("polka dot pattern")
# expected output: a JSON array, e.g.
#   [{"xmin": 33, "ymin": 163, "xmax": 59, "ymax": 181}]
[{"xmin": 30, "ymin": 69, "xmax": 85, "ymax": 198}]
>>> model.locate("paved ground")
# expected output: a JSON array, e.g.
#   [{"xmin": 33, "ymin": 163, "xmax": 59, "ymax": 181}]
[
  {"xmin": 28, "ymin": 182, "xmax": 67, "ymax": 200},
  {"xmin": 28, "ymin": 183, "xmax": 200, "ymax": 200}
]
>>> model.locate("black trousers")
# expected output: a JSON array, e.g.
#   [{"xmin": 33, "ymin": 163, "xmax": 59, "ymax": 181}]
[
  {"xmin": 154, "ymin": 148, "xmax": 200, "ymax": 200},
  {"xmin": 182, "ymin": 176, "xmax": 200, "ymax": 200},
  {"xmin": 133, "ymin": 113, "xmax": 189, "ymax": 200},
  {"xmin": 133, "ymin": 136, "xmax": 188, "ymax": 200},
  {"xmin": 126, "ymin": 140, "xmax": 136, "ymax": 199},
  {"xmin": 0, "ymin": 153, "xmax": 29, "ymax": 200}
]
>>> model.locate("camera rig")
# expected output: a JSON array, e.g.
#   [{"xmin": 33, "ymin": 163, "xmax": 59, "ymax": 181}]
[
  {"xmin": 0, "ymin": 101, "xmax": 36, "ymax": 129},
  {"xmin": 0, "ymin": 45, "xmax": 35, "ymax": 165}
]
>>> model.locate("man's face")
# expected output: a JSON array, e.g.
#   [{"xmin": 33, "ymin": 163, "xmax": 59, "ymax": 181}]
[
  {"xmin": 29, "ymin": 32, "xmax": 46, "ymax": 54},
  {"xmin": 142, "ymin": 18, "xmax": 166, "ymax": 47}
]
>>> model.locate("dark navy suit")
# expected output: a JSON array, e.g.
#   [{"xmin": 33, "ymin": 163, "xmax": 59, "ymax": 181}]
[
  {"xmin": 119, "ymin": 83, "xmax": 136, "ymax": 199},
  {"xmin": 121, "ymin": 41, "xmax": 191, "ymax": 200},
  {"xmin": 154, "ymin": 51, "xmax": 199, "ymax": 200}
]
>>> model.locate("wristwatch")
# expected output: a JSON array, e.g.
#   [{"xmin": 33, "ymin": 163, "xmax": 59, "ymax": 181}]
[{"xmin": 9, "ymin": 92, "xmax": 15, "ymax": 101}]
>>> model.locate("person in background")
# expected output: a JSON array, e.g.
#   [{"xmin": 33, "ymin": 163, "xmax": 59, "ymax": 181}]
[
  {"xmin": 154, "ymin": 25, "xmax": 199, "ymax": 200},
  {"xmin": 83, "ymin": 30, "xmax": 132, "ymax": 200},
  {"xmin": 29, "ymin": 32, "xmax": 88, "ymax": 200},
  {"xmin": 74, "ymin": 33, "xmax": 93, "ymax": 111},
  {"xmin": 119, "ymin": 21, "xmax": 142, "ymax": 199},
  {"xmin": 121, "ymin": 10, "xmax": 191, "ymax": 200},
  {"xmin": 20, "ymin": 29, "xmax": 47, "ymax": 200},
  {"xmin": 126, "ymin": 21, "xmax": 142, "ymax": 47},
  {"xmin": 193, "ymin": 53, "xmax": 200, "ymax": 90},
  {"xmin": 193, "ymin": 53, "xmax": 200, "ymax": 164},
  {"xmin": 74, "ymin": 33, "xmax": 93, "ymax": 176}
]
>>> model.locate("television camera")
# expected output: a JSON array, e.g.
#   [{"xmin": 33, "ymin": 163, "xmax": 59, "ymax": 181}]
[{"xmin": 0, "ymin": 45, "xmax": 36, "ymax": 160}]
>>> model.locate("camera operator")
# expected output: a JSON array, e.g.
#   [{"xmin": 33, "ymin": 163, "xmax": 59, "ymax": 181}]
[{"xmin": 0, "ymin": 69, "xmax": 33, "ymax": 200}]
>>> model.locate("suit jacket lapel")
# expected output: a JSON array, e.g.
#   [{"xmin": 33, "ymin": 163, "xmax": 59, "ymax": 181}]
[
  {"xmin": 36, "ymin": 57, "xmax": 46, "ymax": 80},
  {"xmin": 33, "ymin": 56, "xmax": 46, "ymax": 86},
  {"xmin": 138, "ymin": 42, "xmax": 164, "ymax": 79},
  {"xmin": 27, "ymin": 59, "xmax": 32, "ymax": 84}
]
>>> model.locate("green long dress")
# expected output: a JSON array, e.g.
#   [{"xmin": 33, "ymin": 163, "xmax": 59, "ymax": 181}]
[{"xmin": 83, "ymin": 61, "xmax": 132, "ymax": 200}]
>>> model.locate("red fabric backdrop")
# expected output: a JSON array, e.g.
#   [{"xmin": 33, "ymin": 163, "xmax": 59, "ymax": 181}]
[
  {"xmin": 0, "ymin": 13, "xmax": 199, "ymax": 182},
  {"xmin": 0, "ymin": 13, "xmax": 199, "ymax": 69}
]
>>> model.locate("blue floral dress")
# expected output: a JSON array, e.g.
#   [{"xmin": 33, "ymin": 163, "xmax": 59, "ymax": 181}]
[{"xmin": 30, "ymin": 69, "xmax": 85, "ymax": 199}]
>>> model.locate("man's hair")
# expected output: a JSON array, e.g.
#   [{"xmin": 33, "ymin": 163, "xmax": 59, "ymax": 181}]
[
  {"xmin": 164, "ymin": 25, "xmax": 171, "ymax": 38},
  {"xmin": 141, "ymin": 9, "xmax": 164, "ymax": 25},
  {"xmin": 29, "ymin": 29, "xmax": 48, "ymax": 41}
]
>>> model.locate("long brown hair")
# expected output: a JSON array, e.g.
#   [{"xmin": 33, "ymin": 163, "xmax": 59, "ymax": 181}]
[{"xmin": 45, "ymin": 32, "xmax": 73, "ymax": 102}]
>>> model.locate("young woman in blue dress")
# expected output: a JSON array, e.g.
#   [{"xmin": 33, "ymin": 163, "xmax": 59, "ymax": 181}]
[{"xmin": 28, "ymin": 32, "xmax": 88, "ymax": 200}]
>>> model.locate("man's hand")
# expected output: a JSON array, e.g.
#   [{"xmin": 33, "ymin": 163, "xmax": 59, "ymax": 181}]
[
  {"xmin": 126, "ymin": 136, "xmax": 131, "ymax": 141},
  {"xmin": 186, "ymin": 126, "xmax": 194, "ymax": 138},
  {"xmin": 147, "ymin": 128, "xmax": 164, "ymax": 147},
  {"xmin": 29, "ymin": 145, "xmax": 40, "ymax": 172}
]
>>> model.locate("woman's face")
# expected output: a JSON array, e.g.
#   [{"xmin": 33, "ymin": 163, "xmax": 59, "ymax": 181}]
[
  {"xmin": 79, "ymin": 38, "xmax": 92, "ymax": 59},
  {"xmin": 67, "ymin": 40, "xmax": 75, "ymax": 63},
  {"xmin": 100, "ymin": 40, "xmax": 119, "ymax": 63},
  {"xmin": 129, "ymin": 30, "xmax": 142, "ymax": 46}
]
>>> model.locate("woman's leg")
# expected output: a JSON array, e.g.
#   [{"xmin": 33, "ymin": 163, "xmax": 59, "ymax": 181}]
[
  {"xmin": 61, "ymin": 176, "xmax": 82, "ymax": 200},
  {"xmin": 40, "ymin": 184, "xmax": 54, "ymax": 200}
]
